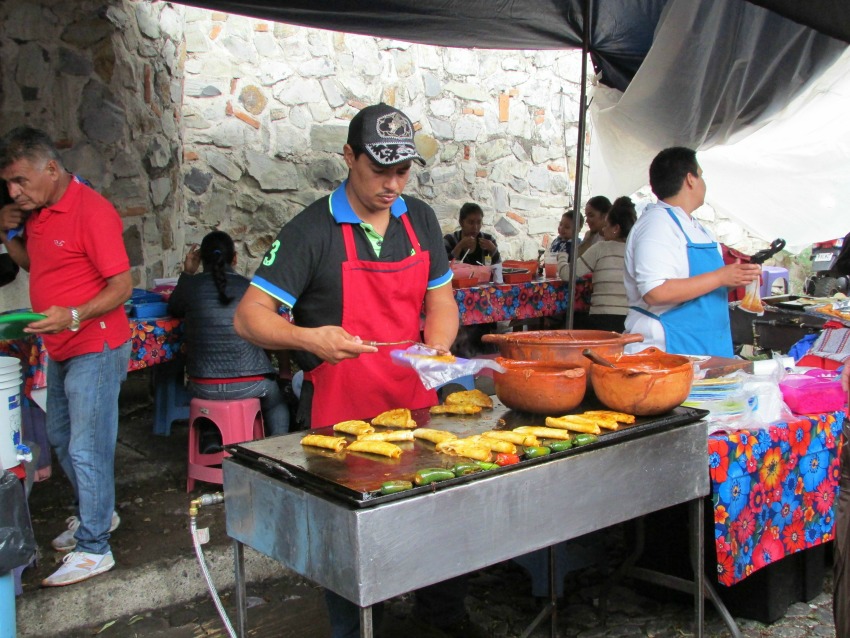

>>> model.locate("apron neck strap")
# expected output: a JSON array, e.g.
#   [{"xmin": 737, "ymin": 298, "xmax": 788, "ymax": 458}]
[{"xmin": 340, "ymin": 213, "xmax": 421, "ymax": 260}]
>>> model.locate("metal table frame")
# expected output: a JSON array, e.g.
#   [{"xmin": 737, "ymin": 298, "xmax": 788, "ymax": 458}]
[{"xmin": 224, "ymin": 419, "xmax": 710, "ymax": 638}]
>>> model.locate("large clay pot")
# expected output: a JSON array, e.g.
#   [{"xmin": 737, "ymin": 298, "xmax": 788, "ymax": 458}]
[
  {"xmin": 482, "ymin": 330, "xmax": 644, "ymax": 386},
  {"xmin": 493, "ymin": 358, "xmax": 586, "ymax": 414},
  {"xmin": 588, "ymin": 347, "xmax": 694, "ymax": 416}
]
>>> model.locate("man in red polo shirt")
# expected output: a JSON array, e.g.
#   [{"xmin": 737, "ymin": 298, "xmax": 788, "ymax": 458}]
[{"xmin": 0, "ymin": 127, "xmax": 132, "ymax": 586}]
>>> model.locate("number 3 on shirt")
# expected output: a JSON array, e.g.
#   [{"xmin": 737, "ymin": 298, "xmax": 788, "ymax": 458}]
[{"xmin": 263, "ymin": 240, "xmax": 280, "ymax": 266}]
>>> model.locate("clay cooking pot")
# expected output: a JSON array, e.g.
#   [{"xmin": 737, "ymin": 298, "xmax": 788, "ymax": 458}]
[
  {"xmin": 588, "ymin": 347, "xmax": 694, "ymax": 416},
  {"xmin": 493, "ymin": 358, "xmax": 586, "ymax": 414},
  {"xmin": 482, "ymin": 330, "xmax": 644, "ymax": 387}
]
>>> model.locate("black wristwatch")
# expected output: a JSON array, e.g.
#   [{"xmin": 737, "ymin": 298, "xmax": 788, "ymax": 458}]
[{"xmin": 69, "ymin": 307, "xmax": 81, "ymax": 332}]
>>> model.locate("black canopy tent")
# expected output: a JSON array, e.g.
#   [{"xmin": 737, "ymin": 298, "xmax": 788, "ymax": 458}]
[
  {"xmin": 175, "ymin": 0, "xmax": 850, "ymax": 91},
  {"xmin": 176, "ymin": 0, "xmax": 849, "ymax": 326}
]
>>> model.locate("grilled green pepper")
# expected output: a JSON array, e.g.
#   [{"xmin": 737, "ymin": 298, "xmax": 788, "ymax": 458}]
[
  {"xmin": 452, "ymin": 462, "xmax": 482, "ymax": 477},
  {"xmin": 475, "ymin": 461, "xmax": 500, "ymax": 471},
  {"xmin": 546, "ymin": 439, "xmax": 573, "ymax": 452},
  {"xmin": 573, "ymin": 433, "xmax": 598, "ymax": 446},
  {"xmin": 380, "ymin": 480, "xmax": 414, "ymax": 495},
  {"xmin": 414, "ymin": 468, "xmax": 456, "ymax": 486},
  {"xmin": 523, "ymin": 446, "xmax": 551, "ymax": 459}
]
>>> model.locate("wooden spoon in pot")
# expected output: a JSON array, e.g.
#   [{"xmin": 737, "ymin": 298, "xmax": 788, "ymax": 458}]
[{"xmin": 582, "ymin": 348, "xmax": 618, "ymax": 368}]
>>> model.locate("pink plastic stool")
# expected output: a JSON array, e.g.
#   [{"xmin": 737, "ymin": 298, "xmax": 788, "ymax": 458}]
[
  {"xmin": 187, "ymin": 397, "xmax": 263, "ymax": 492},
  {"xmin": 760, "ymin": 266, "xmax": 789, "ymax": 297}
]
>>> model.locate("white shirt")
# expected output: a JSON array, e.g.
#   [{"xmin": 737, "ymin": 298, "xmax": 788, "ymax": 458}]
[
  {"xmin": 623, "ymin": 202, "xmax": 721, "ymax": 352},
  {"xmin": 575, "ymin": 240, "xmax": 628, "ymax": 315}
]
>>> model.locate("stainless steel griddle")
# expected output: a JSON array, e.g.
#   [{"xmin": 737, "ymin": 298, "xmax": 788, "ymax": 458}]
[
  {"xmin": 223, "ymin": 399, "xmax": 711, "ymax": 638},
  {"xmin": 225, "ymin": 402, "xmax": 708, "ymax": 506}
]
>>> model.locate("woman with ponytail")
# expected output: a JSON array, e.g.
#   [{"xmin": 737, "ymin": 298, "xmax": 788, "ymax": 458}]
[{"xmin": 168, "ymin": 231, "xmax": 289, "ymax": 437}]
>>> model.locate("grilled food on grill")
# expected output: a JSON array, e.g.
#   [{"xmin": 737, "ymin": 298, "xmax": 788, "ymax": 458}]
[
  {"xmin": 435, "ymin": 439, "xmax": 493, "ymax": 462},
  {"xmin": 581, "ymin": 410, "xmax": 636, "ymax": 424},
  {"xmin": 545, "ymin": 415, "xmax": 602, "ymax": 435},
  {"xmin": 429, "ymin": 404, "xmax": 482, "ymax": 415},
  {"xmin": 301, "ymin": 434, "xmax": 348, "ymax": 452},
  {"xmin": 466, "ymin": 435, "xmax": 517, "ymax": 454},
  {"xmin": 412, "ymin": 428, "xmax": 458, "ymax": 444},
  {"xmin": 371, "ymin": 408, "xmax": 417, "ymax": 428},
  {"xmin": 346, "ymin": 440, "xmax": 402, "ymax": 459},
  {"xmin": 512, "ymin": 426, "xmax": 572, "ymax": 440},
  {"xmin": 445, "ymin": 389, "xmax": 493, "ymax": 409},
  {"xmin": 482, "ymin": 430, "xmax": 540, "ymax": 447},
  {"xmin": 357, "ymin": 430, "xmax": 415, "ymax": 442},
  {"xmin": 333, "ymin": 420, "xmax": 375, "ymax": 436}
]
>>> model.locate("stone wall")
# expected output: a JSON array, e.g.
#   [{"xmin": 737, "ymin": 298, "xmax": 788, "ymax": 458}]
[
  {"xmin": 179, "ymin": 8, "xmax": 586, "ymax": 269},
  {"xmin": 0, "ymin": 0, "xmax": 183, "ymax": 311}
]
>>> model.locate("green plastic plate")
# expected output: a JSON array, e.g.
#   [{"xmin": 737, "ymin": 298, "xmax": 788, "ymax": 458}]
[{"xmin": 0, "ymin": 311, "xmax": 48, "ymax": 340}]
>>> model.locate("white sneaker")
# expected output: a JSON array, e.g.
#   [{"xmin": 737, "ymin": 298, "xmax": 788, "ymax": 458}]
[
  {"xmin": 51, "ymin": 511, "xmax": 121, "ymax": 552},
  {"xmin": 41, "ymin": 550, "xmax": 115, "ymax": 587}
]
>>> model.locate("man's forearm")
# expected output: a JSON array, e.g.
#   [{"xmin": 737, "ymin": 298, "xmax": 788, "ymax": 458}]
[
  {"xmin": 423, "ymin": 284, "xmax": 459, "ymax": 351},
  {"xmin": 78, "ymin": 271, "xmax": 133, "ymax": 321},
  {"xmin": 643, "ymin": 271, "xmax": 722, "ymax": 306},
  {"xmin": 234, "ymin": 287, "xmax": 300, "ymax": 350}
]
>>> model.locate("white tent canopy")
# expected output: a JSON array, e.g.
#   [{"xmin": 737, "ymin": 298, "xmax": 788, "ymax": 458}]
[{"xmin": 589, "ymin": 0, "xmax": 849, "ymax": 253}]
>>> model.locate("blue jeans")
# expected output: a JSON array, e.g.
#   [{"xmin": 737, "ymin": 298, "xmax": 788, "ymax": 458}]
[
  {"xmin": 47, "ymin": 341, "xmax": 131, "ymax": 555},
  {"xmin": 188, "ymin": 377, "xmax": 289, "ymax": 435}
]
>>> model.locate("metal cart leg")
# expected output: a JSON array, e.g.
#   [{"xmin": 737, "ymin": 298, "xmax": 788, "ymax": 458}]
[
  {"xmin": 234, "ymin": 539, "xmax": 247, "ymax": 638},
  {"xmin": 359, "ymin": 605, "xmax": 373, "ymax": 638},
  {"xmin": 689, "ymin": 498, "xmax": 705, "ymax": 638},
  {"xmin": 549, "ymin": 544, "xmax": 557, "ymax": 638},
  {"xmin": 520, "ymin": 544, "xmax": 558, "ymax": 638},
  {"xmin": 601, "ymin": 502, "xmax": 741, "ymax": 638}
]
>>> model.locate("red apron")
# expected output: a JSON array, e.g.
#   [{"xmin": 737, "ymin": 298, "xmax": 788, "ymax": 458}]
[{"xmin": 304, "ymin": 215, "xmax": 437, "ymax": 428}]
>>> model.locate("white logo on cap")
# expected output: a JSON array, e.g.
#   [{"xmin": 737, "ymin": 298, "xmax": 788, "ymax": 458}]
[{"xmin": 375, "ymin": 113, "xmax": 413, "ymax": 141}]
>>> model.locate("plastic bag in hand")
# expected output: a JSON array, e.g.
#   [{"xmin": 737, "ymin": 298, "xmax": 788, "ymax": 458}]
[{"xmin": 390, "ymin": 344, "xmax": 506, "ymax": 390}]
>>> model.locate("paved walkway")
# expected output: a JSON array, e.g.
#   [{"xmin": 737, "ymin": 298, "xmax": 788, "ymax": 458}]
[{"xmin": 59, "ymin": 556, "xmax": 836, "ymax": 637}]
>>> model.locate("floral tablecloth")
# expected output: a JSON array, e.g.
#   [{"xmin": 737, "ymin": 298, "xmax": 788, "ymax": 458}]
[
  {"xmin": 0, "ymin": 317, "xmax": 185, "ymax": 396},
  {"xmin": 708, "ymin": 411, "xmax": 845, "ymax": 585},
  {"xmin": 454, "ymin": 278, "xmax": 573, "ymax": 325}
]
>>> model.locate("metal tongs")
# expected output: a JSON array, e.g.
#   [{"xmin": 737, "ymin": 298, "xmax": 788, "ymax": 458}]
[
  {"xmin": 749, "ymin": 238, "xmax": 786, "ymax": 265},
  {"xmin": 364, "ymin": 339, "xmax": 430, "ymax": 348}
]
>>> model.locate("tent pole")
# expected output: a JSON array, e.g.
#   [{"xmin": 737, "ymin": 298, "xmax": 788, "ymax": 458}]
[{"xmin": 566, "ymin": 0, "xmax": 592, "ymax": 330}]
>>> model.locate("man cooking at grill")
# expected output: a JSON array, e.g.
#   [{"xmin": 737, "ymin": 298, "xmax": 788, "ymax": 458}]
[
  {"xmin": 234, "ymin": 104, "xmax": 483, "ymax": 638},
  {"xmin": 623, "ymin": 147, "xmax": 761, "ymax": 357}
]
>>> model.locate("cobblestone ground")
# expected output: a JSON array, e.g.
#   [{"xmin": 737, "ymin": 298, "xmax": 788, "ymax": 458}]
[{"xmin": 69, "ymin": 549, "xmax": 835, "ymax": 638}]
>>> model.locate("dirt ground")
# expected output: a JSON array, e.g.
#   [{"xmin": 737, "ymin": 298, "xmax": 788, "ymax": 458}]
[{"xmin": 21, "ymin": 370, "xmax": 235, "ymax": 591}]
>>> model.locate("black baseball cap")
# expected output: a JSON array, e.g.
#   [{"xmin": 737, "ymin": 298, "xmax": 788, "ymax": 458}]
[{"xmin": 347, "ymin": 103, "xmax": 425, "ymax": 167}]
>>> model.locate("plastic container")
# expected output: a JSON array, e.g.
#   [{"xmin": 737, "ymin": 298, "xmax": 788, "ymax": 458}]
[
  {"xmin": 0, "ymin": 357, "xmax": 22, "ymax": 470},
  {"xmin": 544, "ymin": 252, "xmax": 558, "ymax": 279},
  {"xmin": 502, "ymin": 270, "xmax": 532, "ymax": 284},
  {"xmin": 779, "ymin": 374, "xmax": 846, "ymax": 414},
  {"xmin": 452, "ymin": 277, "xmax": 478, "ymax": 289},
  {"xmin": 131, "ymin": 289, "xmax": 165, "ymax": 304},
  {"xmin": 131, "ymin": 302, "xmax": 170, "ymax": 319},
  {"xmin": 450, "ymin": 262, "xmax": 491, "ymax": 283},
  {"xmin": 502, "ymin": 259, "xmax": 539, "ymax": 276}
]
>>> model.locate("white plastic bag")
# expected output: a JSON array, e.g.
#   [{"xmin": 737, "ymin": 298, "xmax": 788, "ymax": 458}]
[
  {"xmin": 390, "ymin": 345, "xmax": 506, "ymax": 390},
  {"xmin": 701, "ymin": 356, "xmax": 794, "ymax": 434}
]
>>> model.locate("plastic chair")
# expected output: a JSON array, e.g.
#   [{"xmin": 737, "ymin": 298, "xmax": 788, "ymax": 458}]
[
  {"xmin": 760, "ymin": 266, "xmax": 789, "ymax": 297},
  {"xmin": 186, "ymin": 397, "xmax": 263, "ymax": 492},
  {"xmin": 152, "ymin": 360, "xmax": 190, "ymax": 436}
]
